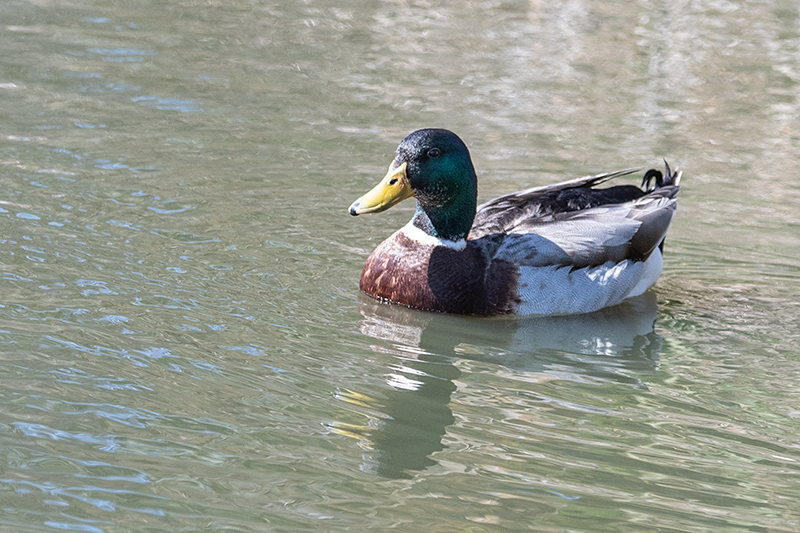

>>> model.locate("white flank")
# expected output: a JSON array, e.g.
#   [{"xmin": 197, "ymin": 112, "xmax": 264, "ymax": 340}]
[
  {"xmin": 515, "ymin": 252, "xmax": 663, "ymax": 316},
  {"xmin": 400, "ymin": 221, "xmax": 467, "ymax": 251},
  {"xmin": 626, "ymin": 248, "xmax": 663, "ymax": 298}
]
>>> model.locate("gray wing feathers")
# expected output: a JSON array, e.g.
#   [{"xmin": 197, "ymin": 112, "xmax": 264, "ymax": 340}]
[
  {"xmin": 472, "ymin": 168, "xmax": 641, "ymax": 237},
  {"xmin": 475, "ymin": 168, "xmax": 640, "ymax": 213},
  {"xmin": 489, "ymin": 186, "xmax": 679, "ymax": 268}
]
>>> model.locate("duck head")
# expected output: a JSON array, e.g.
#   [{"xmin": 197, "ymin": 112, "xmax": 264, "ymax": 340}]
[{"xmin": 349, "ymin": 128, "xmax": 478, "ymax": 242}]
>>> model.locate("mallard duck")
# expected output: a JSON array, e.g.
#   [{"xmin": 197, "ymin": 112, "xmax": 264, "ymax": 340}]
[{"xmin": 349, "ymin": 128, "xmax": 682, "ymax": 316}]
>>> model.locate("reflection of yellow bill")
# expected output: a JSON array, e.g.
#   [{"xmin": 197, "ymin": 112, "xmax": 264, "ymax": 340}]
[
  {"xmin": 349, "ymin": 161, "xmax": 413, "ymax": 215},
  {"xmin": 330, "ymin": 388, "xmax": 378, "ymax": 443}
]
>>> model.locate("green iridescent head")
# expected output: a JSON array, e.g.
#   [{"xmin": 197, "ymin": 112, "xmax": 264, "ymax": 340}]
[{"xmin": 350, "ymin": 128, "xmax": 478, "ymax": 241}]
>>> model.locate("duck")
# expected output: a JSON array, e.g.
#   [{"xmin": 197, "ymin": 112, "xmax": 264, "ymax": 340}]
[{"xmin": 349, "ymin": 128, "xmax": 682, "ymax": 316}]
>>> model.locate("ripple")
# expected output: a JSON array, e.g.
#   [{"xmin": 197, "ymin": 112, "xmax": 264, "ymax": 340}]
[
  {"xmin": 131, "ymin": 96, "xmax": 203, "ymax": 113},
  {"xmin": 88, "ymin": 48, "xmax": 156, "ymax": 62}
]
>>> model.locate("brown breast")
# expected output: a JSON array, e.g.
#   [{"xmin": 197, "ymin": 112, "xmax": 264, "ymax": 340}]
[{"xmin": 359, "ymin": 231, "xmax": 519, "ymax": 315}]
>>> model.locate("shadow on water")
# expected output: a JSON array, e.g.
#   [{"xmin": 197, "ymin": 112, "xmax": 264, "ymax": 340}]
[{"xmin": 334, "ymin": 292, "xmax": 664, "ymax": 479}]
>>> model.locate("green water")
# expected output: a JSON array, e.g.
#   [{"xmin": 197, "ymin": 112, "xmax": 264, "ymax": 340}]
[{"xmin": 2, "ymin": 0, "xmax": 799, "ymax": 531}]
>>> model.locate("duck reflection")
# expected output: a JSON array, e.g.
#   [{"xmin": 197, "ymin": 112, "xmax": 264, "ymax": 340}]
[{"xmin": 335, "ymin": 293, "xmax": 663, "ymax": 479}]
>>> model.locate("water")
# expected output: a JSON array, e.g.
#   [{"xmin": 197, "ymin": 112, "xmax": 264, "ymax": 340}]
[{"xmin": 2, "ymin": 0, "xmax": 799, "ymax": 530}]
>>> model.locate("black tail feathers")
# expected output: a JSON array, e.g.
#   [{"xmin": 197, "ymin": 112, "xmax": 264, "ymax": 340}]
[{"xmin": 642, "ymin": 160, "xmax": 681, "ymax": 191}]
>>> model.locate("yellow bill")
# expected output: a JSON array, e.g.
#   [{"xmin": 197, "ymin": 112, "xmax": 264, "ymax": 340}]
[{"xmin": 349, "ymin": 161, "xmax": 414, "ymax": 216}]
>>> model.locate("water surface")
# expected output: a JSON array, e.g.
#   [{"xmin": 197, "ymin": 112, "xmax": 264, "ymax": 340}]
[{"xmin": 2, "ymin": 0, "xmax": 799, "ymax": 531}]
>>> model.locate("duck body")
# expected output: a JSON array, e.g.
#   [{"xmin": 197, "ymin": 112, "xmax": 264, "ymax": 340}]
[{"xmin": 350, "ymin": 129, "xmax": 681, "ymax": 316}]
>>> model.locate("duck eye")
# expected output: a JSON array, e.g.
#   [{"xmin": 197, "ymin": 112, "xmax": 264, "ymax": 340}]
[{"xmin": 427, "ymin": 148, "xmax": 441, "ymax": 159}]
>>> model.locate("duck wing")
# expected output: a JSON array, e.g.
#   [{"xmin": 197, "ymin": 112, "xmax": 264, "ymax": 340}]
[
  {"xmin": 470, "ymin": 165, "xmax": 681, "ymax": 269},
  {"xmin": 471, "ymin": 168, "xmax": 644, "ymax": 237}
]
